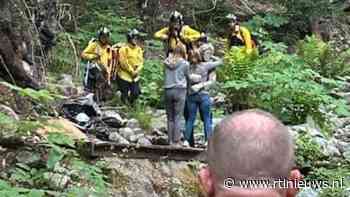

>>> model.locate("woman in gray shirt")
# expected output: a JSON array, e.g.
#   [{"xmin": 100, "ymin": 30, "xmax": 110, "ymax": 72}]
[
  {"xmin": 164, "ymin": 43, "xmax": 190, "ymax": 146},
  {"xmin": 184, "ymin": 50, "xmax": 223, "ymax": 146}
]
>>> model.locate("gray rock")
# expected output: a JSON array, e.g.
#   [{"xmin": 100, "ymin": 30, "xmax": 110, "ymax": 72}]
[
  {"xmin": 57, "ymin": 74, "xmax": 78, "ymax": 97},
  {"xmin": 44, "ymin": 172, "xmax": 71, "ymax": 190},
  {"xmin": 336, "ymin": 140, "xmax": 350, "ymax": 153},
  {"xmin": 325, "ymin": 142, "xmax": 341, "ymax": 157},
  {"xmin": 105, "ymin": 157, "xmax": 196, "ymax": 197},
  {"xmin": 127, "ymin": 119, "xmax": 140, "ymax": 129},
  {"xmin": 58, "ymin": 86, "xmax": 78, "ymax": 97},
  {"xmin": 0, "ymin": 105, "xmax": 19, "ymax": 120},
  {"xmin": 109, "ymin": 132, "xmax": 130, "ymax": 145},
  {"xmin": 296, "ymin": 188, "xmax": 320, "ymax": 197},
  {"xmin": 103, "ymin": 111, "xmax": 126, "ymax": 128},
  {"xmin": 342, "ymin": 187, "xmax": 350, "ymax": 197},
  {"xmin": 58, "ymin": 74, "xmax": 74, "ymax": 86},
  {"xmin": 152, "ymin": 136, "xmax": 168, "ymax": 145},
  {"xmin": 151, "ymin": 115, "xmax": 167, "ymax": 134},
  {"xmin": 155, "ymin": 109, "xmax": 166, "ymax": 117},
  {"xmin": 119, "ymin": 127, "xmax": 134, "ymax": 141},
  {"xmin": 152, "ymin": 129, "xmax": 164, "ymax": 137},
  {"xmin": 133, "ymin": 128, "xmax": 144, "ymax": 135},
  {"xmin": 343, "ymin": 150, "xmax": 350, "ymax": 162},
  {"xmin": 78, "ymin": 93, "xmax": 102, "ymax": 115},
  {"xmin": 15, "ymin": 151, "xmax": 41, "ymax": 166},
  {"xmin": 75, "ymin": 113, "xmax": 90, "ymax": 124},
  {"xmin": 313, "ymin": 136, "xmax": 328, "ymax": 148},
  {"xmin": 337, "ymin": 92, "xmax": 350, "ymax": 104},
  {"xmin": 130, "ymin": 134, "xmax": 144, "ymax": 143},
  {"xmin": 137, "ymin": 137, "xmax": 152, "ymax": 146}
]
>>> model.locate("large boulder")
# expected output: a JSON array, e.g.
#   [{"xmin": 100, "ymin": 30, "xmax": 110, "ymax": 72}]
[
  {"xmin": 0, "ymin": 105, "xmax": 19, "ymax": 120},
  {"xmin": 102, "ymin": 111, "xmax": 126, "ymax": 128},
  {"xmin": 36, "ymin": 118, "xmax": 88, "ymax": 140},
  {"xmin": 109, "ymin": 132, "xmax": 130, "ymax": 145},
  {"xmin": 105, "ymin": 157, "xmax": 201, "ymax": 197}
]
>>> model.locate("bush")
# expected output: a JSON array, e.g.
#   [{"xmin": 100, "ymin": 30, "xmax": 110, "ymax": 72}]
[
  {"xmin": 1, "ymin": 130, "xmax": 109, "ymax": 196},
  {"xmin": 295, "ymin": 131, "xmax": 326, "ymax": 168},
  {"xmin": 139, "ymin": 59, "xmax": 164, "ymax": 108},
  {"xmin": 297, "ymin": 35, "xmax": 350, "ymax": 78},
  {"xmin": 218, "ymin": 42, "xmax": 348, "ymax": 125}
]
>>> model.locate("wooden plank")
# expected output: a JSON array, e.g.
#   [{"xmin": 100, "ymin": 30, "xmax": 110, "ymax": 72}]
[{"xmin": 80, "ymin": 141, "xmax": 207, "ymax": 162}]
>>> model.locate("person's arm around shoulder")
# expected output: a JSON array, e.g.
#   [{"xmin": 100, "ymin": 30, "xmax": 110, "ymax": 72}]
[
  {"xmin": 204, "ymin": 56, "xmax": 223, "ymax": 71},
  {"xmin": 154, "ymin": 27, "xmax": 170, "ymax": 41}
]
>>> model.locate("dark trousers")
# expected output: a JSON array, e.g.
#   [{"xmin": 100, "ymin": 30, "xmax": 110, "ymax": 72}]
[
  {"xmin": 184, "ymin": 93, "xmax": 213, "ymax": 146},
  {"xmin": 116, "ymin": 77, "xmax": 141, "ymax": 105}
]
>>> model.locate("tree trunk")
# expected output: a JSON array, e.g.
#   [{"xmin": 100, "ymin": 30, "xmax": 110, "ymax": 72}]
[{"xmin": 0, "ymin": 0, "xmax": 59, "ymax": 89}]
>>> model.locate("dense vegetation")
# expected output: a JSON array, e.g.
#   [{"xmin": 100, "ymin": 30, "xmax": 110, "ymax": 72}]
[{"xmin": 1, "ymin": 0, "xmax": 350, "ymax": 196}]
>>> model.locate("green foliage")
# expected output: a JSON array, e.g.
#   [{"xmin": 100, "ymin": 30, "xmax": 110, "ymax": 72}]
[
  {"xmin": 307, "ymin": 167, "xmax": 350, "ymax": 197},
  {"xmin": 70, "ymin": 159, "xmax": 108, "ymax": 195},
  {"xmin": 270, "ymin": 0, "xmax": 336, "ymax": 43},
  {"xmin": 218, "ymin": 41, "xmax": 348, "ymax": 125},
  {"xmin": 295, "ymin": 131, "xmax": 326, "ymax": 168},
  {"xmin": 242, "ymin": 14, "xmax": 289, "ymax": 42},
  {"xmin": 47, "ymin": 132, "xmax": 76, "ymax": 148},
  {"xmin": 50, "ymin": 33, "xmax": 80, "ymax": 75},
  {"xmin": 0, "ymin": 112, "xmax": 42, "ymax": 137},
  {"xmin": 139, "ymin": 59, "xmax": 164, "ymax": 107},
  {"xmin": 0, "ymin": 82, "xmax": 63, "ymax": 104},
  {"xmin": 129, "ymin": 104, "xmax": 152, "ymax": 131},
  {"xmin": 220, "ymin": 47, "xmax": 258, "ymax": 81},
  {"xmin": 0, "ymin": 180, "xmax": 45, "ymax": 197},
  {"xmin": 298, "ymin": 35, "xmax": 350, "ymax": 78},
  {"xmin": 52, "ymin": 5, "xmax": 143, "ymax": 77},
  {"xmin": 3, "ymin": 131, "xmax": 108, "ymax": 196},
  {"xmin": 297, "ymin": 35, "xmax": 329, "ymax": 67}
]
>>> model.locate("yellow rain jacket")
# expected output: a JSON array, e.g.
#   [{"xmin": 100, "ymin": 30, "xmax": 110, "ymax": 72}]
[
  {"xmin": 154, "ymin": 25, "xmax": 201, "ymax": 51},
  {"xmin": 117, "ymin": 44, "xmax": 144, "ymax": 83},
  {"xmin": 81, "ymin": 39, "xmax": 112, "ymax": 74},
  {"xmin": 229, "ymin": 26, "xmax": 257, "ymax": 54}
]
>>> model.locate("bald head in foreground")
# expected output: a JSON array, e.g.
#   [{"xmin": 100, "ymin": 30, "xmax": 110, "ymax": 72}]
[{"xmin": 199, "ymin": 109, "xmax": 303, "ymax": 197}]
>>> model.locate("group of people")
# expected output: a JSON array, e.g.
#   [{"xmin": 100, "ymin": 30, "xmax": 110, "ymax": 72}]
[
  {"xmin": 81, "ymin": 11, "xmax": 258, "ymax": 147},
  {"xmin": 81, "ymin": 28, "xmax": 143, "ymax": 104},
  {"xmin": 80, "ymin": 11, "xmax": 305, "ymax": 197}
]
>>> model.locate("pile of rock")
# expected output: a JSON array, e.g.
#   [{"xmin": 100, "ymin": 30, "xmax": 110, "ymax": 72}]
[
  {"xmin": 289, "ymin": 116, "xmax": 350, "ymax": 162},
  {"xmin": 60, "ymin": 96, "xmax": 173, "ymax": 146}
]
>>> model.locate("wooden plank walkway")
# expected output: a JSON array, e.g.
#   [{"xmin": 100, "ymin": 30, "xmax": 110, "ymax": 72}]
[{"xmin": 80, "ymin": 140, "xmax": 207, "ymax": 162}]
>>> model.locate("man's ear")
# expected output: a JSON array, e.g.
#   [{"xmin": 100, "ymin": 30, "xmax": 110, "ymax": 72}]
[
  {"xmin": 199, "ymin": 166, "xmax": 215, "ymax": 197},
  {"xmin": 286, "ymin": 169, "xmax": 303, "ymax": 197}
]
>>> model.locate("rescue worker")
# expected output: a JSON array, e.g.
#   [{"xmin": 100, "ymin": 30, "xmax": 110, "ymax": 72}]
[
  {"xmin": 117, "ymin": 29, "xmax": 144, "ymax": 105},
  {"xmin": 81, "ymin": 27, "xmax": 112, "ymax": 101},
  {"xmin": 226, "ymin": 14, "xmax": 258, "ymax": 55},
  {"xmin": 154, "ymin": 11, "xmax": 202, "ymax": 56}
]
